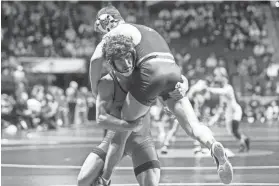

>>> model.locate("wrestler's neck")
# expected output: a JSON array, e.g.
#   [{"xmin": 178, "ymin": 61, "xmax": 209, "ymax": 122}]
[
  {"xmin": 117, "ymin": 76, "xmax": 129, "ymax": 91},
  {"xmin": 114, "ymin": 71, "xmax": 130, "ymax": 86}
]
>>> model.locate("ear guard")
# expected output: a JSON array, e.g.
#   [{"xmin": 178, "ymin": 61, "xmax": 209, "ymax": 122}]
[
  {"xmin": 108, "ymin": 48, "xmax": 137, "ymax": 76},
  {"xmin": 94, "ymin": 14, "xmax": 117, "ymax": 34}
]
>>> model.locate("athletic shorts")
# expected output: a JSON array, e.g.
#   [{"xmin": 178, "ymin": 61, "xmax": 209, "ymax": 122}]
[{"xmin": 129, "ymin": 54, "xmax": 182, "ymax": 106}]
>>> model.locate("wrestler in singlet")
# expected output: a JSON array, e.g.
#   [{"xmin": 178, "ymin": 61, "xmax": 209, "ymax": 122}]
[
  {"xmin": 104, "ymin": 71, "xmax": 160, "ymax": 176},
  {"xmin": 115, "ymin": 23, "xmax": 183, "ymax": 106}
]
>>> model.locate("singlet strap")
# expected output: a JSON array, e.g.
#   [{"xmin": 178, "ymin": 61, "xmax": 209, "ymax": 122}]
[
  {"xmin": 109, "ymin": 71, "xmax": 128, "ymax": 95},
  {"xmin": 138, "ymin": 52, "xmax": 175, "ymax": 67}
]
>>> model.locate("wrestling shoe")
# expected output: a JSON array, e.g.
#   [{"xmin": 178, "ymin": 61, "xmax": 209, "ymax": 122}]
[
  {"xmin": 193, "ymin": 146, "xmax": 202, "ymax": 154},
  {"xmin": 211, "ymin": 142, "xmax": 233, "ymax": 184},
  {"xmin": 244, "ymin": 137, "xmax": 250, "ymax": 152},
  {"xmin": 95, "ymin": 177, "xmax": 111, "ymax": 186},
  {"xmin": 238, "ymin": 143, "xmax": 246, "ymax": 153},
  {"xmin": 239, "ymin": 137, "xmax": 250, "ymax": 153},
  {"xmin": 160, "ymin": 145, "xmax": 169, "ymax": 154}
]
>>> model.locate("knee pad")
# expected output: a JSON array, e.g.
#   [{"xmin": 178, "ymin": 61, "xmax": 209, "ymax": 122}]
[
  {"xmin": 92, "ymin": 147, "xmax": 107, "ymax": 162},
  {"xmin": 134, "ymin": 160, "xmax": 160, "ymax": 176},
  {"xmin": 232, "ymin": 120, "xmax": 241, "ymax": 139}
]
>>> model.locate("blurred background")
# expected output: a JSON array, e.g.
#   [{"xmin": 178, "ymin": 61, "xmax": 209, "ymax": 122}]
[{"xmin": 1, "ymin": 1, "xmax": 279, "ymax": 135}]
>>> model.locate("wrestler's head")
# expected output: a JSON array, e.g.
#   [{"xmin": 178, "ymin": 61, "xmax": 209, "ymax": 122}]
[
  {"xmin": 103, "ymin": 35, "xmax": 136, "ymax": 77},
  {"xmin": 95, "ymin": 5, "xmax": 124, "ymax": 34}
]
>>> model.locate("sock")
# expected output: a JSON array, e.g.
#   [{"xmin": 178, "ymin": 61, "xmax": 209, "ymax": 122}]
[{"xmin": 232, "ymin": 120, "xmax": 241, "ymax": 140}]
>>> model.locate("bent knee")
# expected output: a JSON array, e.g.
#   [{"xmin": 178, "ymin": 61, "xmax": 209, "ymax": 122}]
[
  {"xmin": 77, "ymin": 172, "xmax": 92, "ymax": 186},
  {"xmin": 77, "ymin": 166, "xmax": 101, "ymax": 186},
  {"xmin": 149, "ymin": 169, "xmax": 160, "ymax": 186},
  {"xmin": 77, "ymin": 152, "xmax": 105, "ymax": 186},
  {"xmin": 137, "ymin": 168, "xmax": 160, "ymax": 186},
  {"xmin": 145, "ymin": 175, "xmax": 160, "ymax": 186}
]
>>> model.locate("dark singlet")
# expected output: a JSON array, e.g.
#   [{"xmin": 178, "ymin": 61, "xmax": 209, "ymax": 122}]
[
  {"xmin": 108, "ymin": 71, "xmax": 128, "ymax": 118},
  {"xmin": 131, "ymin": 24, "xmax": 172, "ymax": 66},
  {"xmin": 108, "ymin": 71, "xmax": 150, "ymax": 136},
  {"xmin": 102, "ymin": 72, "xmax": 128, "ymax": 143}
]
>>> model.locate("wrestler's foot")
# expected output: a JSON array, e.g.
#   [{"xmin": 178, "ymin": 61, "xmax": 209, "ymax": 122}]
[
  {"xmin": 244, "ymin": 137, "xmax": 250, "ymax": 152},
  {"xmin": 239, "ymin": 137, "xmax": 250, "ymax": 153},
  {"xmin": 96, "ymin": 177, "xmax": 111, "ymax": 186},
  {"xmin": 211, "ymin": 142, "xmax": 233, "ymax": 184},
  {"xmin": 193, "ymin": 146, "xmax": 201, "ymax": 154},
  {"xmin": 160, "ymin": 145, "xmax": 168, "ymax": 154}
]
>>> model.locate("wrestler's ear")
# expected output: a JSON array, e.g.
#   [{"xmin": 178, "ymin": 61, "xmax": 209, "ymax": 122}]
[
  {"xmin": 130, "ymin": 48, "xmax": 137, "ymax": 63},
  {"xmin": 107, "ymin": 59, "xmax": 115, "ymax": 70}
]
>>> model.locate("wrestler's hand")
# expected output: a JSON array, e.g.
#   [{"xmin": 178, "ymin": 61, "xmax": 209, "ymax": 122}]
[
  {"xmin": 169, "ymin": 76, "xmax": 188, "ymax": 100},
  {"xmin": 163, "ymin": 106, "xmax": 172, "ymax": 115}
]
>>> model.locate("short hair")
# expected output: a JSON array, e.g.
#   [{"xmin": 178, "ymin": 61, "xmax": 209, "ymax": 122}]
[{"xmin": 102, "ymin": 35, "xmax": 134, "ymax": 61}]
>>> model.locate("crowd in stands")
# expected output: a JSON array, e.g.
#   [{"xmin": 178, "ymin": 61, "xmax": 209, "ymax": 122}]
[
  {"xmin": 1, "ymin": 1, "xmax": 279, "ymax": 133},
  {"xmin": 153, "ymin": 2, "xmax": 273, "ymax": 53},
  {"xmin": 2, "ymin": 1, "xmax": 98, "ymax": 58},
  {"xmin": 151, "ymin": 2, "xmax": 278, "ymax": 94},
  {"xmin": 2, "ymin": 78, "xmax": 96, "ymax": 133},
  {"xmin": 1, "ymin": 1, "xmax": 145, "ymax": 58}
]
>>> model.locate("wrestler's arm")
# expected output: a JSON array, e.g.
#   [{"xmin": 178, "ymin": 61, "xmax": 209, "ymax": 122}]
[
  {"xmin": 187, "ymin": 80, "xmax": 207, "ymax": 98},
  {"xmin": 208, "ymin": 86, "xmax": 231, "ymax": 96},
  {"xmin": 95, "ymin": 78, "xmax": 137, "ymax": 131},
  {"xmin": 89, "ymin": 40, "xmax": 106, "ymax": 99},
  {"xmin": 91, "ymin": 24, "xmax": 140, "ymax": 98}
]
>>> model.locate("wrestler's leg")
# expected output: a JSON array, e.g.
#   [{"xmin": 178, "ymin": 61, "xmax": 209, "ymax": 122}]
[
  {"xmin": 166, "ymin": 97, "xmax": 233, "ymax": 184},
  {"xmin": 100, "ymin": 131, "xmax": 132, "ymax": 183},
  {"xmin": 132, "ymin": 141, "xmax": 160, "ymax": 186},
  {"xmin": 77, "ymin": 131, "xmax": 114, "ymax": 186},
  {"xmin": 166, "ymin": 97, "xmax": 215, "ymax": 149}
]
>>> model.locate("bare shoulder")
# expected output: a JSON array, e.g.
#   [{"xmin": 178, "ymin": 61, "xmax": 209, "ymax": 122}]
[
  {"xmin": 98, "ymin": 74, "xmax": 114, "ymax": 96},
  {"xmin": 90, "ymin": 40, "xmax": 106, "ymax": 62}
]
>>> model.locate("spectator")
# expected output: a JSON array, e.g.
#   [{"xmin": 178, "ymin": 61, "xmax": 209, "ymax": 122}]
[
  {"xmin": 206, "ymin": 53, "xmax": 218, "ymax": 68},
  {"xmin": 40, "ymin": 93, "xmax": 59, "ymax": 130},
  {"xmin": 75, "ymin": 87, "xmax": 89, "ymax": 125}
]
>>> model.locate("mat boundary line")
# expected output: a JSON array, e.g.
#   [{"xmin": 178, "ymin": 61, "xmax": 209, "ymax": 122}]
[
  {"xmin": 50, "ymin": 183, "xmax": 279, "ymax": 186},
  {"xmin": 1, "ymin": 143, "xmax": 277, "ymax": 151},
  {"xmin": 2, "ymin": 136, "xmax": 279, "ymax": 146},
  {"xmin": 2, "ymin": 164, "xmax": 279, "ymax": 170}
]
